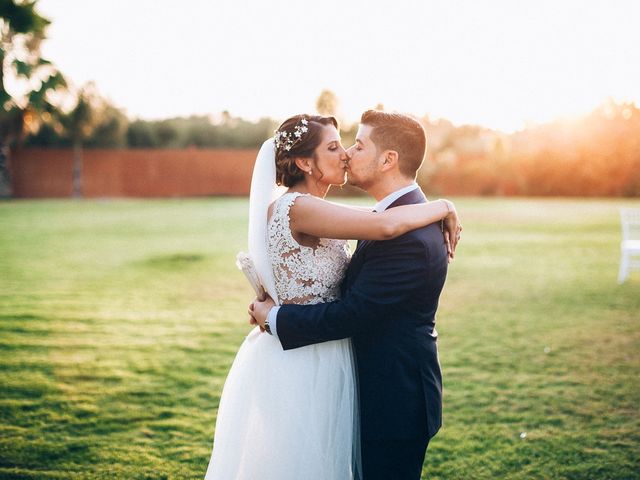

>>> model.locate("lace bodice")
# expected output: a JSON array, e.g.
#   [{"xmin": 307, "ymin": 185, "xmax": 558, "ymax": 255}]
[{"xmin": 267, "ymin": 192, "xmax": 351, "ymax": 305}]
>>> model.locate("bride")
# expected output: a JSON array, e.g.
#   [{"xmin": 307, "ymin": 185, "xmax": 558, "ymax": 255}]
[{"xmin": 204, "ymin": 114, "xmax": 459, "ymax": 479}]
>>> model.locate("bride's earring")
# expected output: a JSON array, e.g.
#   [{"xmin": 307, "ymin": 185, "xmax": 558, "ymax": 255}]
[{"xmin": 308, "ymin": 169, "xmax": 313, "ymax": 175}]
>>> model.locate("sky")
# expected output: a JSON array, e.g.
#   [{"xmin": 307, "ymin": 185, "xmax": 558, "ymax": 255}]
[{"xmin": 35, "ymin": 0, "xmax": 640, "ymax": 132}]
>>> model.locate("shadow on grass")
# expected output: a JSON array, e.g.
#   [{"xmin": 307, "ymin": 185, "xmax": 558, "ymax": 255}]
[{"xmin": 138, "ymin": 253, "xmax": 207, "ymax": 269}]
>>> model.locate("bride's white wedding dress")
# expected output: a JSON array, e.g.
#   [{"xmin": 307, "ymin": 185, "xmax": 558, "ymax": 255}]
[{"xmin": 205, "ymin": 192, "xmax": 359, "ymax": 480}]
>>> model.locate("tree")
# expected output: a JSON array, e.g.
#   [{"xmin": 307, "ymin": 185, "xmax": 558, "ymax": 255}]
[
  {"xmin": 126, "ymin": 119, "xmax": 158, "ymax": 148},
  {"xmin": 316, "ymin": 89, "xmax": 339, "ymax": 117},
  {"xmin": 84, "ymin": 101, "xmax": 127, "ymax": 148},
  {"xmin": 0, "ymin": 0, "xmax": 66, "ymax": 197},
  {"xmin": 59, "ymin": 83, "xmax": 117, "ymax": 197}
]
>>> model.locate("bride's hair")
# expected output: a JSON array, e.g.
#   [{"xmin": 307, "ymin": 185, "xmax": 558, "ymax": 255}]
[{"xmin": 274, "ymin": 114, "xmax": 338, "ymax": 187}]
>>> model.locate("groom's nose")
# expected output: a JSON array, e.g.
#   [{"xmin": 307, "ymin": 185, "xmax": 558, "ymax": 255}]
[{"xmin": 345, "ymin": 145, "xmax": 356, "ymax": 158}]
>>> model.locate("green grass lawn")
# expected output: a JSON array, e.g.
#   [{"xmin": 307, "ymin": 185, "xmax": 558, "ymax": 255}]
[{"xmin": 0, "ymin": 197, "xmax": 639, "ymax": 479}]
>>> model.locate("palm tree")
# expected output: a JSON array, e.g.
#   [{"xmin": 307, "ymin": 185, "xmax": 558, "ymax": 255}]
[
  {"xmin": 316, "ymin": 89, "xmax": 339, "ymax": 117},
  {"xmin": 0, "ymin": 0, "xmax": 66, "ymax": 198},
  {"xmin": 59, "ymin": 83, "xmax": 101, "ymax": 198}
]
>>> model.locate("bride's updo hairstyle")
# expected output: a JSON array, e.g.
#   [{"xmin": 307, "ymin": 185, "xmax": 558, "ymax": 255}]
[{"xmin": 274, "ymin": 114, "xmax": 338, "ymax": 187}]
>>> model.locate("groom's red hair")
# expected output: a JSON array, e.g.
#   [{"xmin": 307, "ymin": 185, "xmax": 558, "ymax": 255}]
[{"xmin": 361, "ymin": 110, "xmax": 426, "ymax": 179}]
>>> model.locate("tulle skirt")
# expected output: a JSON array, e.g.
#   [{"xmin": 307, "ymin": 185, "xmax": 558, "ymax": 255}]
[{"xmin": 205, "ymin": 326, "xmax": 360, "ymax": 480}]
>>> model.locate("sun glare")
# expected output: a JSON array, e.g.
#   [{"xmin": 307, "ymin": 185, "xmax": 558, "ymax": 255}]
[{"xmin": 35, "ymin": 0, "xmax": 640, "ymax": 132}]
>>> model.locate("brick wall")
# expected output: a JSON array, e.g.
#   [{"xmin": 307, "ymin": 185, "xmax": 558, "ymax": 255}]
[{"xmin": 9, "ymin": 148, "xmax": 257, "ymax": 198}]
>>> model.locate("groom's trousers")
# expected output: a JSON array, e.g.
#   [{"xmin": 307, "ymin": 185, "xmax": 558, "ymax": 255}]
[{"xmin": 361, "ymin": 437, "xmax": 429, "ymax": 480}]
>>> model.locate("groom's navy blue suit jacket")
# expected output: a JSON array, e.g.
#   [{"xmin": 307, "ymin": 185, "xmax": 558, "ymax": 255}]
[{"xmin": 276, "ymin": 188, "xmax": 448, "ymax": 441}]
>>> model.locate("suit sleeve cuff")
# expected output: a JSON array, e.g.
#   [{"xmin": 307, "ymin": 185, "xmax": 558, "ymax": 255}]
[{"xmin": 267, "ymin": 306, "xmax": 280, "ymax": 338}]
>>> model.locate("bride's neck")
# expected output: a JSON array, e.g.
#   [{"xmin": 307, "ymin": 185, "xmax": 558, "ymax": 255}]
[{"xmin": 288, "ymin": 179, "xmax": 330, "ymax": 199}]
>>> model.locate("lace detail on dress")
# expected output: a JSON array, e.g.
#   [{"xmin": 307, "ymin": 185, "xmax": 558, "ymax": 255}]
[{"xmin": 268, "ymin": 192, "xmax": 351, "ymax": 305}]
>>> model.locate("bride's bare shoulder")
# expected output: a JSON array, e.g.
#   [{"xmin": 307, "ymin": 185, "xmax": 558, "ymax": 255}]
[
  {"xmin": 265, "ymin": 191, "xmax": 313, "ymax": 214},
  {"xmin": 286, "ymin": 193, "xmax": 323, "ymax": 217}
]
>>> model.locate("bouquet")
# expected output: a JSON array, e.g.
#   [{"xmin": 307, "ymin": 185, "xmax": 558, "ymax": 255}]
[{"xmin": 235, "ymin": 252, "xmax": 266, "ymax": 301}]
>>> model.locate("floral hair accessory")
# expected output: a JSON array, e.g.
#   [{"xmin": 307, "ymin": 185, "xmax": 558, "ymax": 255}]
[{"xmin": 274, "ymin": 118, "xmax": 309, "ymax": 152}]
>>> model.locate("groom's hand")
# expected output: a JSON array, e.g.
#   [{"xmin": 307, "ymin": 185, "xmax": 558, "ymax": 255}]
[
  {"xmin": 249, "ymin": 296, "xmax": 276, "ymax": 331},
  {"xmin": 247, "ymin": 301, "xmax": 265, "ymax": 332}
]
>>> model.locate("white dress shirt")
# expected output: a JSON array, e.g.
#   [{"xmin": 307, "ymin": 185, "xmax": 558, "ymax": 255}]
[
  {"xmin": 372, "ymin": 182, "xmax": 419, "ymax": 212},
  {"xmin": 266, "ymin": 183, "xmax": 420, "ymax": 338}
]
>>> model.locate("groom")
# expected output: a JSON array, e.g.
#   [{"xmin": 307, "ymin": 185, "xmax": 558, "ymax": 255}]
[{"xmin": 252, "ymin": 110, "xmax": 451, "ymax": 480}]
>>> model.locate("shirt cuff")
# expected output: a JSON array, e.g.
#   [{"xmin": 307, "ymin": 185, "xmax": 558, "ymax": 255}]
[{"xmin": 267, "ymin": 306, "xmax": 280, "ymax": 338}]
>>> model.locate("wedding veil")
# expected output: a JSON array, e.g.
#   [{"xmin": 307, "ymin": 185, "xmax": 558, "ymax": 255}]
[{"xmin": 248, "ymin": 138, "xmax": 286, "ymax": 305}]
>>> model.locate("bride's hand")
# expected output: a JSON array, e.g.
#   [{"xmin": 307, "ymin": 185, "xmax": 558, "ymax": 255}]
[{"xmin": 441, "ymin": 201, "xmax": 462, "ymax": 261}]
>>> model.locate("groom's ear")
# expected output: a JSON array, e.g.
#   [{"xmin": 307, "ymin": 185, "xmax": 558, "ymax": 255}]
[{"xmin": 380, "ymin": 150, "xmax": 399, "ymax": 172}]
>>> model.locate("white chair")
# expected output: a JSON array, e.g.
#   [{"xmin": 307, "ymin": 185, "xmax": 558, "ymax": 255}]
[{"xmin": 618, "ymin": 208, "xmax": 640, "ymax": 284}]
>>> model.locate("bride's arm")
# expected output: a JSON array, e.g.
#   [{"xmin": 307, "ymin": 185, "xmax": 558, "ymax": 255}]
[
  {"xmin": 289, "ymin": 195, "xmax": 457, "ymax": 242},
  {"xmin": 335, "ymin": 204, "xmax": 372, "ymax": 212}
]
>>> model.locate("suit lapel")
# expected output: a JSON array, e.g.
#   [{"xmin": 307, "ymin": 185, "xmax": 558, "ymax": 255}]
[
  {"xmin": 352, "ymin": 188, "xmax": 427, "ymax": 258},
  {"xmin": 354, "ymin": 238, "xmax": 370, "ymax": 256},
  {"xmin": 386, "ymin": 187, "xmax": 427, "ymax": 209},
  {"xmin": 344, "ymin": 189, "xmax": 427, "ymax": 292}
]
